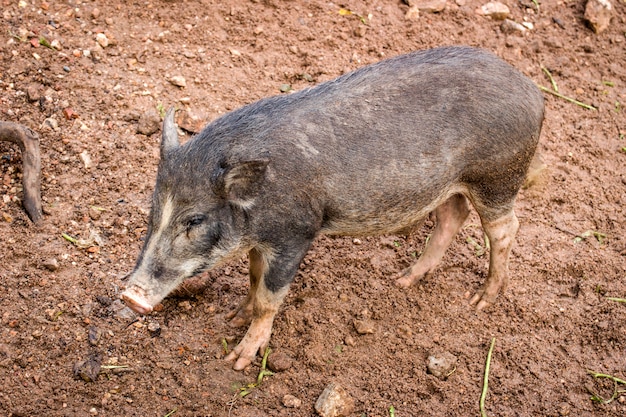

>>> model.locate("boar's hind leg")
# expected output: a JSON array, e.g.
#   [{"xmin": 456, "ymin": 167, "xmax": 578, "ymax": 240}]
[
  {"xmin": 469, "ymin": 209, "xmax": 519, "ymax": 311},
  {"xmin": 396, "ymin": 194, "xmax": 470, "ymax": 288},
  {"xmin": 226, "ymin": 247, "xmax": 264, "ymax": 327},
  {"xmin": 225, "ymin": 240, "xmax": 312, "ymax": 371}
]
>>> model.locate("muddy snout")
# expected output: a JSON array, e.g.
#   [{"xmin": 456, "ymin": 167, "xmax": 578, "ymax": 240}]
[{"xmin": 121, "ymin": 286, "xmax": 154, "ymax": 315}]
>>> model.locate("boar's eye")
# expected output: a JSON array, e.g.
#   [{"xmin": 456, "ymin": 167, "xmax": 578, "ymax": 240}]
[{"xmin": 185, "ymin": 214, "xmax": 206, "ymax": 230}]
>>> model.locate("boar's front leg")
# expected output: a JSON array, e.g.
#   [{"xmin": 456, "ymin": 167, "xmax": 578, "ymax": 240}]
[
  {"xmin": 225, "ymin": 247, "xmax": 264, "ymax": 328},
  {"xmin": 225, "ymin": 240, "xmax": 312, "ymax": 370}
]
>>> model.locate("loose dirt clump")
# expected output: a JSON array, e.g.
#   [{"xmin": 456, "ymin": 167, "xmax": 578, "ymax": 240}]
[{"xmin": 1, "ymin": 0, "xmax": 625, "ymax": 416}]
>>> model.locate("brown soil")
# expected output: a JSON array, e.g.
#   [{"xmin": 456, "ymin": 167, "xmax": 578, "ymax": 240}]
[{"xmin": 1, "ymin": 0, "xmax": 625, "ymax": 416}]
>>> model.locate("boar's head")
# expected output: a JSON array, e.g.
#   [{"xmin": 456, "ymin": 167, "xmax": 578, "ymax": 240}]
[{"xmin": 122, "ymin": 108, "xmax": 269, "ymax": 314}]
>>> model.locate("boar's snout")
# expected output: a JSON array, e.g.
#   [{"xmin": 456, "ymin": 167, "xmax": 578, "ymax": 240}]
[{"xmin": 121, "ymin": 286, "xmax": 154, "ymax": 315}]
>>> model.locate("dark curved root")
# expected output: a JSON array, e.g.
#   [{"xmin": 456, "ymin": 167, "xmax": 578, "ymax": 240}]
[{"xmin": 0, "ymin": 122, "xmax": 43, "ymax": 223}]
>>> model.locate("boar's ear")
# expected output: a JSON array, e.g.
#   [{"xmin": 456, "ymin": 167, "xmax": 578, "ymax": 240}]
[
  {"xmin": 213, "ymin": 159, "xmax": 270, "ymax": 208},
  {"xmin": 160, "ymin": 107, "xmax": 180, "ymax": 158}
]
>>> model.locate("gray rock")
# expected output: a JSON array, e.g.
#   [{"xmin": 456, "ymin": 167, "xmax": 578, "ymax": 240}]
[
  {"xmin": 584, "ymin": 0, "xmax": 613, "ymax": 34},
  {"xmin": 109, "ymin": 299, "xmax": 138, "ymax": 320},
  {"xmin": 26, "ymin": 85, "xmax": 42, "ymax": 102},
  {"xmin": 73, "ymin": 352, "xmax": 102, "ymax": 382},
  {"xmin": 315, "ymin": 383, "xmax": 355, "ymax": 417},
  {"xmin": 88, "ymin": 326, "xmax": 101, "ymax": 346},
  {"xmin": 42, "ymin": 258, "xmax": 59, "ymax": 271},
  {"xmin": 136, "ymin": 109, "xmax": 161, "ymax": 136}
]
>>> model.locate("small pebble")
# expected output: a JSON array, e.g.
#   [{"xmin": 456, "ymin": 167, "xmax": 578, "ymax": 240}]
[
  {"xmin": 147, "ymin": 320, "xmax": 161, "ymax": 337},
  {"xmin": 136, "ymin": 109, "xmax": 161, "ymax": 136},
  {"xmin": 315, "ymin": 383, "xmax": 355, "ymax": 417},
  {"xmin": 176, "ymin": 109, "xmax": 207, "ymax": 134},
  {"xmin": 96, "ymin": 33, "xmax": 109, "ymax": 48},
  {"xmin": 80, "ymin": 150, "xmax": 92, "ymax": 169},
  {"xmin": 427, "ymin": 351, "xmax": 458, "ymax": 379},
  {"xmin": 477, "ymin": 1, "xmax": 510, "ymax": 20},
  {"xmin": 109, "ymin": 299, "xmax": 137, "ymax": 320},
  {"xmin": 282, "ymin": 394, "xmax": 301, "ymax": 408},
  {"xmin": 404, "ymin": 6, "xmax": 420, "ymax": 20},
  {"xmin": 63, "ymin": 66, "xmax": 71, "ymax": 72},
  {"xmin": 584, "ymin": 0, "xmax": 613, "ymax": 34},
  {"xmin": 267, "ymin": 350, "xmax": 294, "ymax": 372},
  {"xmin": 73, "ymin": 353, "xmax": 102, "ymax": 382},
  {"xmin": 42, "ymin": 258, "xmax": 59, "ymax": 271},
  {"xmin": 500, "ymin": 19, "xmax": 526, "ymax": 34},
  {"xmin": 353, "ymin": 25, "xmax": 367, "ymax": 37},
  {"xmin": 413, "ymin": 0, "xmax": 447, "ymax": 13},
  {"xmin": 353, "ymin": 319, "xmax": 375, "ymax": 335},
  {"xmin": 89, "ymin": 206, "xmax": 102, "ymax": 221},
  {"xmin": 88, "ymin": 326, "xmax": 100, "ymax": 346},
  {"xmin": 178, "ymin": 300, "xmax": 192, "ymax": 311},
  {"xmin": 169, "ymin": 75, "xmax": 187, "ymax": 88}
]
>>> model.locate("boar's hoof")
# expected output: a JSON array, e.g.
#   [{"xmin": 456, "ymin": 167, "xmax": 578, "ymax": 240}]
[
  {"xmin": 121, "ymin": 287, "xmax": 154, "ymax": 315},
  {"xmin": 469, "ymin": 291, "xmax": 495, "ymax": 311},
  {"xmin": 225, "ymin": 349, "xmax": 256, "ymax": 371},
  {"xmin": 394, "ymin": 267, "xmax": 423, "ymax": 288},
  {"xmin": 225, "ymin": 317, "xmax": 273, "ymax": 370},
  {"xmin": 225, "ymin": 304, "xmax": 254, "ymax": 328},
  {"xmin": 227, "ymin": 315, "xmax": 251, "ymax": 328}
]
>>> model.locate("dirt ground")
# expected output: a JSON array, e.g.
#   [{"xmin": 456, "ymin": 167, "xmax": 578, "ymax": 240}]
[{"xmin": 1, "ymin": 0, "xmax": 625, "ymax": 416}]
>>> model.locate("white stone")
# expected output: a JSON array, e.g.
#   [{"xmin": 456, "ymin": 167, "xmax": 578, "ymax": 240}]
[
  {"xmin": 96, "ymin": 33, "xmax": 109, "ymax": 48},
  {"xmin": 169, "ymin": 75, "xmax": 187, "ymax": 88},
  {"xmin": 477, "ymin": 1, "xmax": 510, "ymax": 20}
]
